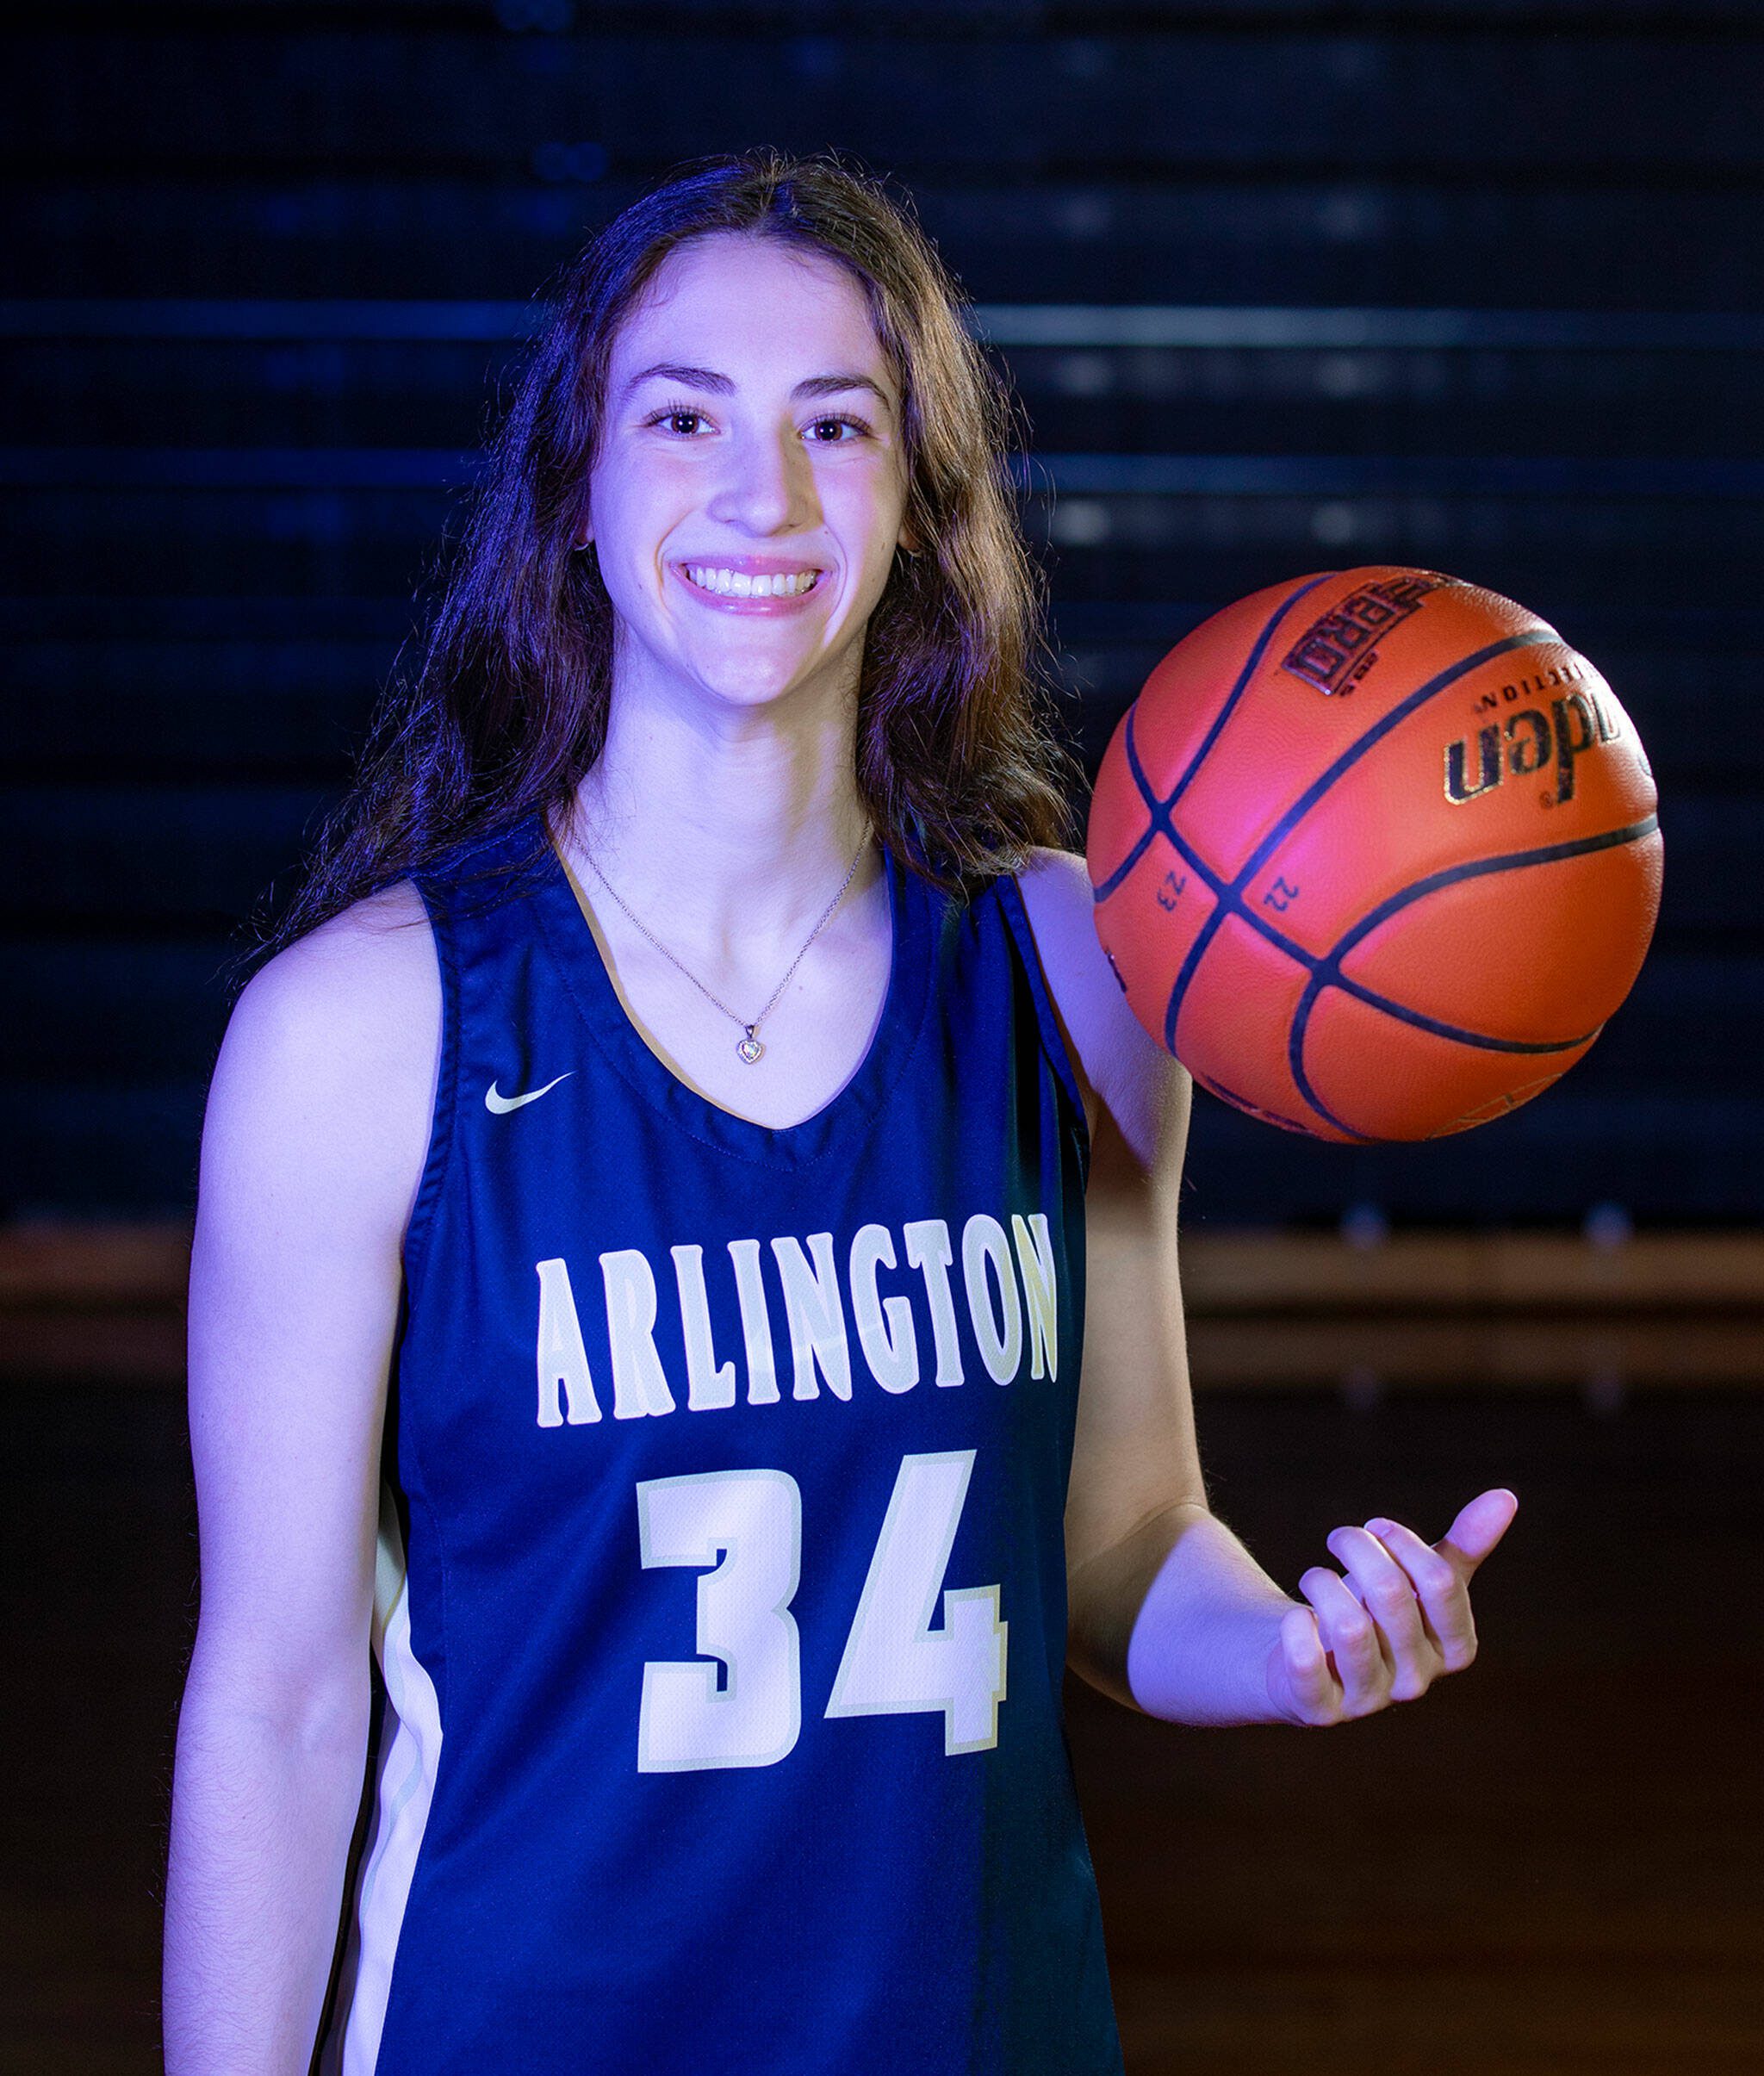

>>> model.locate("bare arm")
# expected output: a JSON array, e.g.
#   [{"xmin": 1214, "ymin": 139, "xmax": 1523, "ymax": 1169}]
[
  {"xmin": 1016, "ymin": 850, "xmax": 1298, "ymax": 1722},
  {"xmin": 1067, "ymin": 1068, "xmax": 1304, "ymax": 1724},
  {"xmin": 163, "ymin": 887, "xmax": 438, "ymax": 2073},
  {"xmin": 1020, "ymin": 848, "xmax": 1516, "ymax": 1729}
]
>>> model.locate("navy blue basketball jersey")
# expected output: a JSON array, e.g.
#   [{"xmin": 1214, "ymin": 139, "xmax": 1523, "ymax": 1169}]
[{"xmin": 319, "ymin": 817, "xmax": 1125, "ymax": 2075}]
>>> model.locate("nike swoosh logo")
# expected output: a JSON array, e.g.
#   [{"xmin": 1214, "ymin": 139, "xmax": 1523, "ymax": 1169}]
[{"xmin": 485, "ymin": 1072, "xmax": 572, "ymax": 1115}]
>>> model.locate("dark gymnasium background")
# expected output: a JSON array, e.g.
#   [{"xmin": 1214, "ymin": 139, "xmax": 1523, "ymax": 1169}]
[{"xmin": 3, "ymin": 6, "xmax": 1761, "ymax": 2073}]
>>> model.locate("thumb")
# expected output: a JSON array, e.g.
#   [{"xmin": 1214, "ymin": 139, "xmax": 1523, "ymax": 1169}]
[{"xmin": 1440, "ymin": 1487, "xmax": 1519, "ymax": 1575}]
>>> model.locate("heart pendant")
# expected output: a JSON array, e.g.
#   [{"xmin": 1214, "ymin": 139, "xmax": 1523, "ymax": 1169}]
[{"xmin": 737, "ymin": 1032, "xmax": 764, "ymax": 1064}]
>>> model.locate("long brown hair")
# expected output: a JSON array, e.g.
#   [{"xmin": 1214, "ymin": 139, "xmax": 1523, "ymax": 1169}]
[{"xmin": 265, "ymin": 147, "xmax": 1078, "ymax": 952}]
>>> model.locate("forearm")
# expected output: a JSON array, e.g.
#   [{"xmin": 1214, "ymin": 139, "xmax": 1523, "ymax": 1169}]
[
  {"xmin": 1068, "ymin": 1501, "xmax": 1300, "ymax": 1726},
  {"xmin": 163, "ymin": 1640, "xmax": 370, "ymax": 2075}
]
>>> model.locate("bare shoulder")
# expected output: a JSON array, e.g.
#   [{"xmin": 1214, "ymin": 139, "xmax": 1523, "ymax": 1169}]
[
  {"xmin": 1014, "ymin": 846, "xmax": 1189, "ymax": 1174},
  {"xmin": 230, "ymin": 880, "xmax": 437, "ymax": 1053},
  {"xmin": 204, "ymin": 880, "xmax": 441, "ymax": 1246}
]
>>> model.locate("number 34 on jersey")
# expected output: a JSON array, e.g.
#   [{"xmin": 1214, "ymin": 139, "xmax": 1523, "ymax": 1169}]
[{"xmin": 635, "ymin": 1449, "xmax": 1007, "ymax": 1773}]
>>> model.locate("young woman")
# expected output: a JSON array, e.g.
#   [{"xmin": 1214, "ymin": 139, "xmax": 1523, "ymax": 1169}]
[{"xmin": 163, "ymin": 151, "xmax": 1515, "ymax": 2075}]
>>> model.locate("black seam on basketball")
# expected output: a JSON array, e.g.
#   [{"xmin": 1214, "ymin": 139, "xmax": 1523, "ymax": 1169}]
[
  {"xmin": 1091, "ymin": 572, "xmax": 1336, "ymax": 904},
  {"xmin": 1239, "ymin": 911, "xmax": 1316, "ymax": 971},
  {"xmin": 1214, "ymin": 811, "xmax": 1658, "ymax": 1001},
  {"xmin": 1098, "ymin": 705, "xmax": 1236, "ymax": 908},
  {"xmin": 1321, "ymin": 979, "xmax": 1599, "ymax": 1057},
  {"xmin": 1160, "ymin": 834, "xmax": 1301, "ymax": 1052},
  {"xmin": 1164, "ymin": 913, "xmax": 1221, "ymax": 1057},
  {"xmin": 1189, "ymin": 1063, "xmax": 1320, "ymax": 1139},
  {"xmin": 1162, "ymin": 569, "xmax": 1338, "ymax": 810},
  {"xmin": 1157, "ymin": 834, "xmax": 1248, "ymax": 1054},
  {"xmin": 1110, "ymin": 703, "xmax": 1235, "ymax": 902},
  {"xmin": 1153, "ymin": 815, "xmax": 1231, "ymax": 901},
  {"xmin": 1090, "ymin": 703, "xmax": 1160, "ymax": 902},
  {"xmin": 1161, "ymin": 626, "xmax": 1558, "ymax": 1080},
  {"xmin": 1285, "ymin": 977, "xmax": 1588, "ymax": 1147},
  {"xmin": 1326, "ymin": 813, "xmax": 1661, "ymax": 971},
  {"xmin": 1284, "ymin": 812, "xmax": 1661, "ymax": 1134},
  {"xmin": 1237, "ymin": 627, "xmax": 1557, "ymax": 893},
  {"xmin": 1277, "ymin": 1071, "xmax": 1373, "ymax": 1142}
]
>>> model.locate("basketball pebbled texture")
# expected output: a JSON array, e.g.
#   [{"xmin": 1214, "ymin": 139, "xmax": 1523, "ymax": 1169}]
[{"xmin": 1085, "ymin": 567, "xmax": 1664, "ymax": 1141}]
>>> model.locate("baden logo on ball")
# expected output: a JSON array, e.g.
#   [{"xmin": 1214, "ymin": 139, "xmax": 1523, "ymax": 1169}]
[{"xmin": 1084, "ymin": 566, "xmax": 1663, "ymax": 1143}]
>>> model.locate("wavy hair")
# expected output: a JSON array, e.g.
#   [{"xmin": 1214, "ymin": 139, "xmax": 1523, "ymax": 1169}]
[{"xmin": 266, "ymin": 147, "xmax": 1078, "ymax": 951}]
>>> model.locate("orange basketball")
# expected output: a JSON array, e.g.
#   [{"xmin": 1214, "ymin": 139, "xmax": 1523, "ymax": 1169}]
[{"xmin": 1085, "ymin": 567, "xmax": 1663, "ymax": 1141}]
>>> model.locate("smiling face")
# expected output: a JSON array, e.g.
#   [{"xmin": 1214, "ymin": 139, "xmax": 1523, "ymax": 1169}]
[{"xmin": 583, "ymin": 233, "xmax": 914, "ymax": 718}]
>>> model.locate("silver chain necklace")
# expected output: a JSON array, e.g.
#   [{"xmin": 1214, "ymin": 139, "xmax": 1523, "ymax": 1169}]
[{"xmin": 581, "ymin": 833, "xmax": 870, "ymax": 1064}]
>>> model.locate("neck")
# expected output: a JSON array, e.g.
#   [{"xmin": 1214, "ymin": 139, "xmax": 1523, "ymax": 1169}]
[{"xmin": 561, "ymin": 653, "xmax": 877, "ymax": 962}]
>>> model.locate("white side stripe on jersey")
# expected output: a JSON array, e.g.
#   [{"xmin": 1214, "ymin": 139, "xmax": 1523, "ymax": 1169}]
[{"xmin": 327, "ymin": 1487, "xmax": 445, "ymax": 2075}]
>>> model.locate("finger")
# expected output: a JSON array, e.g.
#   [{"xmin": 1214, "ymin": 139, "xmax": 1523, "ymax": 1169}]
[
  {"xmin": 1277, "ymin": 1604, "xmax": 1339, "ymax": 1723},
  {"xmin": 1439, "ymin": 1488, "xmax": 1519, "ymax": 1576},
  {"xmin": 1298, "ymin": 1565, "xmax": 1390, "ymax": 1715},
  {"xmin": 1326, "ymin": 1525, "xmax": 1436, "ymax": 1699},
  {"xmin": 1363, "ymin": 1516, "xmax": 1477, "ymax": 1672}
]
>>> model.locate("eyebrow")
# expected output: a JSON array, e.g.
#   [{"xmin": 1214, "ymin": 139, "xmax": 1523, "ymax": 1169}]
[{"xmin": 619, "ymin": 362, "xmax": 894, "ymax": 409}]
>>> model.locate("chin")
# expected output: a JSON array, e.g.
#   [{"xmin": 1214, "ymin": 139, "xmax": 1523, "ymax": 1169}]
[
  {"xmin": 699, "ymin": 668, "xmax": 817, "ymax": 711},
  {"xmin": 690, "ymin": 645, "xmax": 844, "ymax": 709}
]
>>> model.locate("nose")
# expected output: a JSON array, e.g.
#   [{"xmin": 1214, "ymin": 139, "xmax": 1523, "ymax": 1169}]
[{"xmin": 705, "ymin": 420, "xmax": 818, "ymax": 537}]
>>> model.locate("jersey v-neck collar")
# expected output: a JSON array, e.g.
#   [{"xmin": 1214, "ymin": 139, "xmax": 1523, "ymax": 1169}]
[{"xmin": 531, "ymin": 820, "xmax": 935, "ymax": 1172}]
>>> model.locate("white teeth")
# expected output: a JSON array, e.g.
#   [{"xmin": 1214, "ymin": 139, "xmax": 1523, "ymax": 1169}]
[{"xmin": 685, "ymin": 565, "xmax": 819, "ymax": 598}]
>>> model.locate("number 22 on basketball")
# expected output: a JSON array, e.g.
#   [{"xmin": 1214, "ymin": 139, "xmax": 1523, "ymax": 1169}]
[{"xmin": 634, "ymin": 1450, "xmax": 1007, "ymax": 1772}]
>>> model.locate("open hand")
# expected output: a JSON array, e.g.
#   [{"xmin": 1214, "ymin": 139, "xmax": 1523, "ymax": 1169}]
[{"xmin": 1266, "ymin": 1488, "xmax": 1518, "ymax": 1725}]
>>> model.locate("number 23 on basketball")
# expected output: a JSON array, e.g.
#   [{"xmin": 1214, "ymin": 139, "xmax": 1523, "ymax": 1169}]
[{"xmin": 634, "ymin": 1450, "xmax": 1007, "ymax": 1772}]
